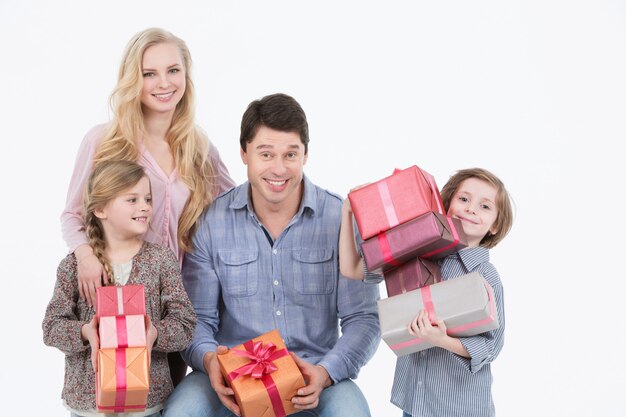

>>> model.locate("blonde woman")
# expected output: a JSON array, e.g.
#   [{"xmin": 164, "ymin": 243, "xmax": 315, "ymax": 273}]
[{"xmin": 60, "ymin": 28, "xmax": 235, "ymax": 385}]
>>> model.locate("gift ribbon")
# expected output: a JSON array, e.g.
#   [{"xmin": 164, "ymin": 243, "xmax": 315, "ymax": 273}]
[
  {"xmin": 398, "ymin": 268, "xmax": 407, "ymax": 294},
  {"xmin": 116, "ymin": 287, "xmax": 125, "ymax": 315},
  {"xmin": 377, "ymin": 181, "xmax": 399, "ymax": 229},
  {"xmin": 376, "ymin": 232, "xmax": 402, "ymax": 268},
  {"xmin": 114, "ymin": 348, "xmax": 127, "ymax": 412},
  {"xmin": 390, "ymin": 281, "xmax": 497, "ymax": 351},
  {"xmin": 418, "ymin": 169, "xmax": 445, "ymax": 214},
  {"xmin": 421, "ymin": 216, "xmax": 460, "ymax": 259},
  {"xmin": 421, "ymin": 286, "xmax": 436, "ymax": 324},
  {"xmin": 227, "ymin": 340, "xmax": 289, "ymax": 417},
  {"xmin": 115, "ymin": 316, "xmax": 128, "ymax": 348}
]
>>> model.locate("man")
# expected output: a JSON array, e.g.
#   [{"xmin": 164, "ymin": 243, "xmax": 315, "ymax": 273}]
[{"xmin": 163, "ymin": 93, "xmax": 380, "ymax": 416}]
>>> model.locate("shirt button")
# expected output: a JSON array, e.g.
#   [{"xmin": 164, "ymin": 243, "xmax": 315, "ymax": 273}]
[
  {"xmin": 273, "ymin": 280, "xmax": 279, "ymax": 286},
  {"xmin": 417, "ymin": 381, "xmax": 423, "ymax": 385},
  {"xmin": 276, "ymin": 310, "xmax": 282, "ymax": 316},
  {"xmin": 272, "ymin": 249, "xmax": 278, "ymax": 255}
]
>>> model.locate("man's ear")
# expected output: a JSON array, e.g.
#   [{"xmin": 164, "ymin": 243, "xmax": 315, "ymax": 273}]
[
  {"xmin": 303, "ymin": 152, "xmax": 308, "ymax": 166},
  {"xmin": 240, "ymin": 147, "xmax": 248, "ymax": 165}
]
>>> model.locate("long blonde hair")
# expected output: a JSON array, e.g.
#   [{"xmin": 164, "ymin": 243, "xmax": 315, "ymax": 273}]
[
  {"xmin": 82, "ymin": 161, "xmax": 148, "ymax": 283},
  {"xmin": 94, "ymin": 27, "xmax": 216, "ymax": 251}
]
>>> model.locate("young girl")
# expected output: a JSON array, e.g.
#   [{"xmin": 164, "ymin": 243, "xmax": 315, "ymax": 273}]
[
  {"xmin": 44, "ymin": 161, "xmax": 197, "ymax": 417},
  {"xmin": 340, "ymin": 167, "xmax": 513, "ymax": 417}
]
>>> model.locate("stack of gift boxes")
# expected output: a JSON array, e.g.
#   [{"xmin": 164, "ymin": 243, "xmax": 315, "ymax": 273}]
[
  {"xmin": 95, "ymin": 284, "xmax": 150, "ymax": 412},
  {"xmin": 348, "ymin": 166, "xmax": 500, "ymax": 356}
]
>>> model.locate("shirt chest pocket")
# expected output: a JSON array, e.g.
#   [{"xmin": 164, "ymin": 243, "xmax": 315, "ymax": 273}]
[
  {"xmin": 217, "ymin": 250, "xmax": 259, "ymax": 297},
  {"xmin": 291, "ymin": 248, "xmax": 335, "ymax": 295}
]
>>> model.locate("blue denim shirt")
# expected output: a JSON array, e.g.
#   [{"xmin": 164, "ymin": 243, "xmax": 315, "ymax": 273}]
[{"xmin": 181, "ymin": 176, "xmax": 381, "ymax": 383}]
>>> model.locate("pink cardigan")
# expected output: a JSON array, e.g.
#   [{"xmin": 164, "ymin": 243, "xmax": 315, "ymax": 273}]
[{"xmin": 61, "ymin": 124, "xmax": 236, "ymax": 260}]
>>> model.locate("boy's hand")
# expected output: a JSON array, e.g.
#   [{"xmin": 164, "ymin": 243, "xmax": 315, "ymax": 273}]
[
  {"xmin": 81, "ymin": 316, "xmax": 100, "ymax": 371},
  {"xmin": 408, "ymin": 309, "xmax": 448, "ymax": 345}
]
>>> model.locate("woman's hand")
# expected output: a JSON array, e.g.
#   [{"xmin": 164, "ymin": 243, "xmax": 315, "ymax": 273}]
[{"xmin": 75, "ymin": 245, "xmax": 107, "ymax": 307}]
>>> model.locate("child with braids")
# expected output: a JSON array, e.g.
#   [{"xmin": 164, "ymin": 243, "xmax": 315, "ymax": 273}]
[{"xmin": 43, "ymin": 160, "xmax": 196, "ymax": 417}]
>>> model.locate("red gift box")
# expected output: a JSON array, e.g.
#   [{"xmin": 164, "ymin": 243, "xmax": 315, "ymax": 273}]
[
  {"xmin": 348, "ymin": 166, "xmax": 445, "ymax": 240},
  {"xmin": 383, "ymin": 258, "xmax": 441, "ymax": 297},
  {"xmin": 96, "ymin": 285, "xmax": 146, "ymax": 318},
  {"xmin": 362, "ymin": 211, "xmax": 468, "ymax": 273}
]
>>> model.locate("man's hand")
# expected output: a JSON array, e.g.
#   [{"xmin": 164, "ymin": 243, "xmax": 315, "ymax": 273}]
[
  {"xmin": 290, "ymin": 353, "xmax": 332, "ymax": 410},
  {"xmin": 81, "ymin": 316, "xmax": 100, "ymax": 372},
  {"xmin": 75, "ymin": 245, "xmax": 107, "ymax": 307},
  {"xmin": 204, "ymin": 347, "xmax": 240, "ymax": 416}
]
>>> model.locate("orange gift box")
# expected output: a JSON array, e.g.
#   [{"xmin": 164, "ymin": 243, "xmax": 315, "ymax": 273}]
[
  {"xmin": 96, "ymin": 347, "xmax": 149, "ymax": 412},
  {"xmin": 217, "ymin": 329, "xmax": 306, "ymax": 417}
]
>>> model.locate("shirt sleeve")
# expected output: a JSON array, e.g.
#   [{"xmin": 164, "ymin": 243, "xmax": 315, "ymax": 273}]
[
  {"xmin": 317, "ymin": 274, "xmax": 381, "ymax": 383},
  {"xmin": 453, "ymin": 265, "xmax": 505, "ymax": 373},
  {"xmin": 207, "ymin": 139, "xmax": 236, "ymax": 196},
  {"xmin": 152, "ymin": 247, "xmax": 197, "ymax": 353},
  {"xmin": 42, "ymin": 256, "xmax": 92, "ymax": 354},
  {"xmin": 60, "ymin": 125, "xmax": 104, "ymax": 252},
  {"xmin": 355, "ymin": 218, "xmax": 383, "ymax": 284},
  {"xmin": 180, "ymin": 214, "xmax": 222, "ymax": 372}
]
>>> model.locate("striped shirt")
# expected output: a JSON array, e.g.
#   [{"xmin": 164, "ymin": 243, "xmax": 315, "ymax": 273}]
[
  {"xmin": 390, "ymin": 246, "xmax": 505, "ymax": 417},
  {"xmin": 181, "ymin": 176, "xmax": 381, "ymax": 383}
]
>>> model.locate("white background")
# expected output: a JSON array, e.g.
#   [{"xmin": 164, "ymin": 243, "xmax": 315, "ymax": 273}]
[{"xmin": 1, "ymin": 1, "xmax": 624, "ymax": 416}]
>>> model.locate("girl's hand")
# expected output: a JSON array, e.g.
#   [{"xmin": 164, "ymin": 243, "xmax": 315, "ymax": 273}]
[
  {"xmin": 75, "ymin": 245, "xmax": 108, "ymax": 307},
  {"xmin": 81, "ymin": 316, "xmax": 100, "ymax": 372},
  {"xmin": 407, "ymin": 309, "xmax": 448, "ymax": 345},
  {"xmin": 145, "ymin": 315, "xmax": 158, "ymax": 367}
]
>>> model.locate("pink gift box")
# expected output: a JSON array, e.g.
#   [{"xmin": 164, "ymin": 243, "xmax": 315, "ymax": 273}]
[
  {"xmin": 362, "ymin": 211, "xmax": 468, "ymax": 273},
  {"xmin": 96, "ymin": 285, "xmax": 146, "ymax": 318},
  {"xmin": 99, "ymin": 315, "xmax": 147, "ymax": 349},
  {"xmin": 383, "ymin": 258, "xmax": 441, "ymax": 297},
  {"xmin": 348, "ymin": 166, "xmax": 445, "ymax": 241}
]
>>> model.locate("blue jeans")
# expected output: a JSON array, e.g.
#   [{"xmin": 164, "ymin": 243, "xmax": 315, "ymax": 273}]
[
  {"xmin": 403, "ymin": 413, "xmax": 412, "ymax": 417},
  {"xmin": 162, "ymin": 370, "xmax": 371, "ymax": 417}
]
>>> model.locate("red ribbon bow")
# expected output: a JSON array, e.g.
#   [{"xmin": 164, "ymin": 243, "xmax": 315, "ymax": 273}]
[
  {"xmin": 226, "ymin": 340, "xmax": 290, "ymax": 417},
  {"xmin": 230, "ymin": 341, "xmax": 285, "ymax": 379}
]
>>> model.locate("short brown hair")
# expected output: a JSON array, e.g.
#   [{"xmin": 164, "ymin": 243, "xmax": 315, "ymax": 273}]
[
  {"xmin": 239, "ymin": 93, "xmax": 309, "ymax": 153},
  {"xmin": 440, "ymin": 168, "xmax": 514, "ymax": 248}
]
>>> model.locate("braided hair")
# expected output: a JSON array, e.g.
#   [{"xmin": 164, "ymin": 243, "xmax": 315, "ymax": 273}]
[{"xmin": 81, "ymin": 160, "xmax": 148, "ymax": 284}]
